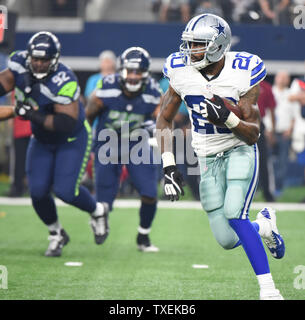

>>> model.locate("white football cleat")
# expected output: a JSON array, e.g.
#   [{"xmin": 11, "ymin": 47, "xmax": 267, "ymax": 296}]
[
  {"xmin": 90, "ymin": 202, "xmax": 109, "ymax": 245},
  {"xmin": 260, "ymin": 289, "xmax": 284, "ymax": 300},
  {"xmin": 256, "ymin": 207, "xmax": 285, "ymax": 259}
]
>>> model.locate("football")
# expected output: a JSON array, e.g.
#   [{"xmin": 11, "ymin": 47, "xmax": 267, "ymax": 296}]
[{"xmin": 208, "ymin": 97, "xmax": 242, "ymax": 128}]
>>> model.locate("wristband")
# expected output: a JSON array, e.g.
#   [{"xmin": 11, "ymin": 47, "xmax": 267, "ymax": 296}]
[
  {"xmin": 161, "ymin": 152, "xmax": 176, "ymax": 168},
  {"xmin": 224, "ymin": 112, "xmax": 240, "ymax": 129}
]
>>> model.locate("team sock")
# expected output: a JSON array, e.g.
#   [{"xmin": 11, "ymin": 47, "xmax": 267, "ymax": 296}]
[
  {"xmin": 139, "ymin": 201, "xmax": 157, "ymax": 230},
  {"xmin": 229, "ymin": 219, "xmax": 270, "ymax": 275},
  {"xmin": 47, "ymin": 220, "xmax": 62, "ymax": 233},
  {"xmin": 32, "ymin": 195, "xmax": 58, "ymax": 226},
  {"xmin": 257, "ymin": 273, "xmax": 276, "ymax": 292}
]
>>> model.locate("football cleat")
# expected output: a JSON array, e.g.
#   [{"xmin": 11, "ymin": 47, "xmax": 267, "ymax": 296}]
[
  {"xmin": 260, "ymin": 289, "xmax": 284, "ymax": 300},
  {"xmin": 256, "ymin": 207, "xmax": 285, "ymax": 259},
  {"xmin": 90, "ymin": 202, "xmax": 109, "ymax": 245},
  {"xmin": 136, "ymin": 233, "xmax": 159, "ymax": 253},
  {"xmin": 45, "ymin": 229, "xmax": 70, "ymax": 257}
]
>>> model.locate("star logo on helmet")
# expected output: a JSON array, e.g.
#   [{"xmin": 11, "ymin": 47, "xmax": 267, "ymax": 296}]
[{"xmin": 212, "ymin": 22, "xmax": 225, "ymax": 36}]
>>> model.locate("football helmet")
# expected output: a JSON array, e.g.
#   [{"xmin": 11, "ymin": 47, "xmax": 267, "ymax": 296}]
[
  {"xmin": 119, "ymin": 47, "xmax": 151, "ymax": 92},
  {"xmin": 26, "ymin": 31, "xmax": 61, "ymax": 79},
  {"xmin": 180, "ymin": 14, "xmax": 231, "ymax": 70}
]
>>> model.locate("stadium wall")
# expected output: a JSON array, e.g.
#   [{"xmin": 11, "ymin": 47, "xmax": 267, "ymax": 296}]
[{"xmin": 14, "ymin": 22, "xmax": 303, "ymax": 76}]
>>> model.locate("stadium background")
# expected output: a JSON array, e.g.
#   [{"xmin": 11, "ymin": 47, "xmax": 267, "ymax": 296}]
[
  {"xmin": 0, "ymin": 0, "xmax": 305, "ymax": 302},
  {"xmin": 0, "ymin": 0, "xmax": 304, "ymax": 201}
]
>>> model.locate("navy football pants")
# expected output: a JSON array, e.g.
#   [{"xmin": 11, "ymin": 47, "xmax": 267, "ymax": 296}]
[
  {"xmin": 94, "ymin": 152, "xmax": 158, "ymax": 211},
  {"xmin": 26, "ymin": 124, "xmax": 96, "ymax": 225}
]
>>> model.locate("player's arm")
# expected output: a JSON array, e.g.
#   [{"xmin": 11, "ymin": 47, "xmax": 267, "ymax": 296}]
[
  {"xmin": 202, "ymin": 85, "xmax": 261, "ymax": 145},
  {"xmin": 15, "ymin": 100, "xmax": 79, "ymax": 133},
  {"xmin": 0, "ymin": 105, "xmax": 15, "ymax": 121},
  {"xmin": 0, "ymin": 69, "xmax": 16, "ymax": 120},
  {"xmin": 156, "ymin": 85, "xmax": 185, "ymax": 201},
  {"xmin": 231, "ymin": 84, "xmax": 261, "ymax": 145},
  {"xmin": 85, "ymin": 91, "xmax": 104, "ymax": 126},
  {"xmin": 156, "ymin": 85, "xmax": 181, "ymax": 153},
  {"xmin": 0, "ymin": 69, "xmax": 15, "ymax": 95},
  {"xmin": 152, "ymin": 104, "xmax": 160, "ymax": 119},
  {"xmin": 43, "ymin": 100, "xmax": 79, "ymax": 132}
]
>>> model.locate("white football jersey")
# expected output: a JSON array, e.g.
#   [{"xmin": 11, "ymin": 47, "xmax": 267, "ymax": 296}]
[{"xmin": 163, "ymin": 51, "xmax": 266, "ymax": 156}]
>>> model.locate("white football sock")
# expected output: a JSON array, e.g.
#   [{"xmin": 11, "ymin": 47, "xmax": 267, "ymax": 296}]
[
  {"xmin": 257, "ymin": 273, "xmax": 276, "ymax": 291},
  {"xmin": 91, "ymin": 202, "xmax": 105, "ymax": 218},
  {"xmin": 254, "ymin": 217, "xmax": 271, "ymax": 238},
  {"xmin": 138, "ymin": 226, "xmax": 151, "ymax": 235},
  {"xmin": 47, "ymin": 220, "xmax": 61, "ymax": 233}
]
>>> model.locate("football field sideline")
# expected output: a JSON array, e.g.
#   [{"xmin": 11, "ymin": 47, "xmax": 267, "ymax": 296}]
[{"xmin": 1, "ymin": 197, "xmax": 305, "ymax": 212}]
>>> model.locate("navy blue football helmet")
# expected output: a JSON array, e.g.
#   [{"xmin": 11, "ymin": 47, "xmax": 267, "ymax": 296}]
[
  {"xmin": 119, "ymin": 47, "xmax": 151, "ymax": 92},
  {"xmin": 26, "ymin": 31, "xmax": 61, "ymax": 79}
]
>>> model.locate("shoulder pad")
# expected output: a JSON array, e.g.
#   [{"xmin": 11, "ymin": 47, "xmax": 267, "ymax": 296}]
[
  {"xmin": 8, "ymin": 50, "xmax": 27, "ymax": 74},
  {"xmin": 44, "ymin": 64, "xmax": 80, "ymax": 104},
  {"xmin": 163, "ymin": 52, "xmax": 185, "ymax": 80},
  {"xmin": 99, "ymin": 74, "xmax": 117, "ymax": 89},
  {"xmin": 248, "ymin": 53, "xmax": 266, "ymax": 88},
  {"xmin": 95, "ymin": 74, "xmax": 121, "ymax": 99},
  {"xmin": 230, "ymin": 51, "xmax": 266, "ymax": 89}
]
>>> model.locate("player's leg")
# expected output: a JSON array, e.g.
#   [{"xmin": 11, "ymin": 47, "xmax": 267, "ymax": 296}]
[
  {"xmin": 53, "ymin": 122, "xmax": 108, "ymax": 244},
  {"xmin": 127, "ymin": 159, "xmax": 159, "ymax": 252},
  {"xmin": 26, "ymin": 137, "xmax": 69, "ymax": 256},
  {"xmin": 199, "ymin": 155, "xmax": 240, "ymax": 250},
  {"xmin": 94, "ymin": 155, "xmax": 122, "ymax": 243},
  {"xmin": 94, "ymin": 159, "xmax": 122, "ymax": 212},
  {"xmin": 224, "ymin": 144, "xmax": 283, "ymax": 299}
]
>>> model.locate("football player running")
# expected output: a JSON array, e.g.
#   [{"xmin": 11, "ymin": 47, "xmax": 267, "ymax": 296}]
[
  {"xmin": 0, "ymin": 31, "xmax": 109, "ymax": 257},
  {"xmin": 157, "ymin": 14, "xmax": 285, "ymax": 299},
  {"xmin": 86, "ymin": 47, "xmax": 160, "ymax": 252}
]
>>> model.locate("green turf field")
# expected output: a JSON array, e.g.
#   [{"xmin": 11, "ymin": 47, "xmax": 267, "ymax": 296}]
[{"xmin": 0, "ymin": 204, "xmax": 304, "ymax": 300}]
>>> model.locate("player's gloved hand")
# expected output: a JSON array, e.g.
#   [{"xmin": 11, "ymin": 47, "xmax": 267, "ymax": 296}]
[
  {"xmin": 163, "ymin": 165, "xmax": 185, "ymax": 201},
  {"xmin": 140, "ymin": 120, "xmax": 156, "ymax": 136},
  {"xmin": 14, "ymin": 101, "xmax": 46, "ymax": 126},
  {"xmin": 200, "ymin": 94, "xmax": 230, "ymax": 125},
  {"xmin": 14, "ymin": 101, "xmax": 34, "ymax": 119}
]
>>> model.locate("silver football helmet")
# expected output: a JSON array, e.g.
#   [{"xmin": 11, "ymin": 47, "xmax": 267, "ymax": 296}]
[{"xmin": 180, "ymin": 14, "xmax": 231, "ymax": 70}]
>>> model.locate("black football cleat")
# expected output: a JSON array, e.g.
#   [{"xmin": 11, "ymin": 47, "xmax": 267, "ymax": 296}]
[
  {"xmin": 136, "ymin": 233, "xmax": 159, "ymax": 252},
  {"xmin": 45, "ymin": 229, "xmax": 70, "ymax": 257}
]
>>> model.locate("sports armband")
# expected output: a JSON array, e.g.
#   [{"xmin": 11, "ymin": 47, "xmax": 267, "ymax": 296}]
[{"xmin": 53, "ymin": 113, "xmax": 77, "ymax": 134}]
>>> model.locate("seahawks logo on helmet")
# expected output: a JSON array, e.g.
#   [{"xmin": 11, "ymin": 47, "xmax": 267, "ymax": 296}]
[
  {"xmin": 180, "ymin": 14, "xmax": 231, "ymax": 70},
  {"xmin": 119, "ymin": 47, "xmax": 151, "ymax": 93},
  {"xmin": 26, "ymin": 31, "xmax": 61, "ymax": 79}
]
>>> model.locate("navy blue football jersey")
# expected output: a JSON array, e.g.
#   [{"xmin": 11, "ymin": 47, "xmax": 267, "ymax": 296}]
[
  {"xmin": 94, "ymin": 73, "xmax": 161, "ymax": 147},
  {"xmin": 8, "ymin": 50, "xmax": 85, "ymax": 144}
]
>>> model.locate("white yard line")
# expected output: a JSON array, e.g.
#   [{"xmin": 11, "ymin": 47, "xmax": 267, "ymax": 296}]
[{"xmin": 1, "ymin": 197, "xmax": 305, "ymax": 212}]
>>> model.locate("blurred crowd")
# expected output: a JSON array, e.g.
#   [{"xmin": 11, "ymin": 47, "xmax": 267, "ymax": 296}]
[
  {"xmin": 1, "ymin": 0, "xmax": 304, "ymax": 25},
  {"xmin": 152, "ymin": 0, "xmax": 303, "ymax": 25}
]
